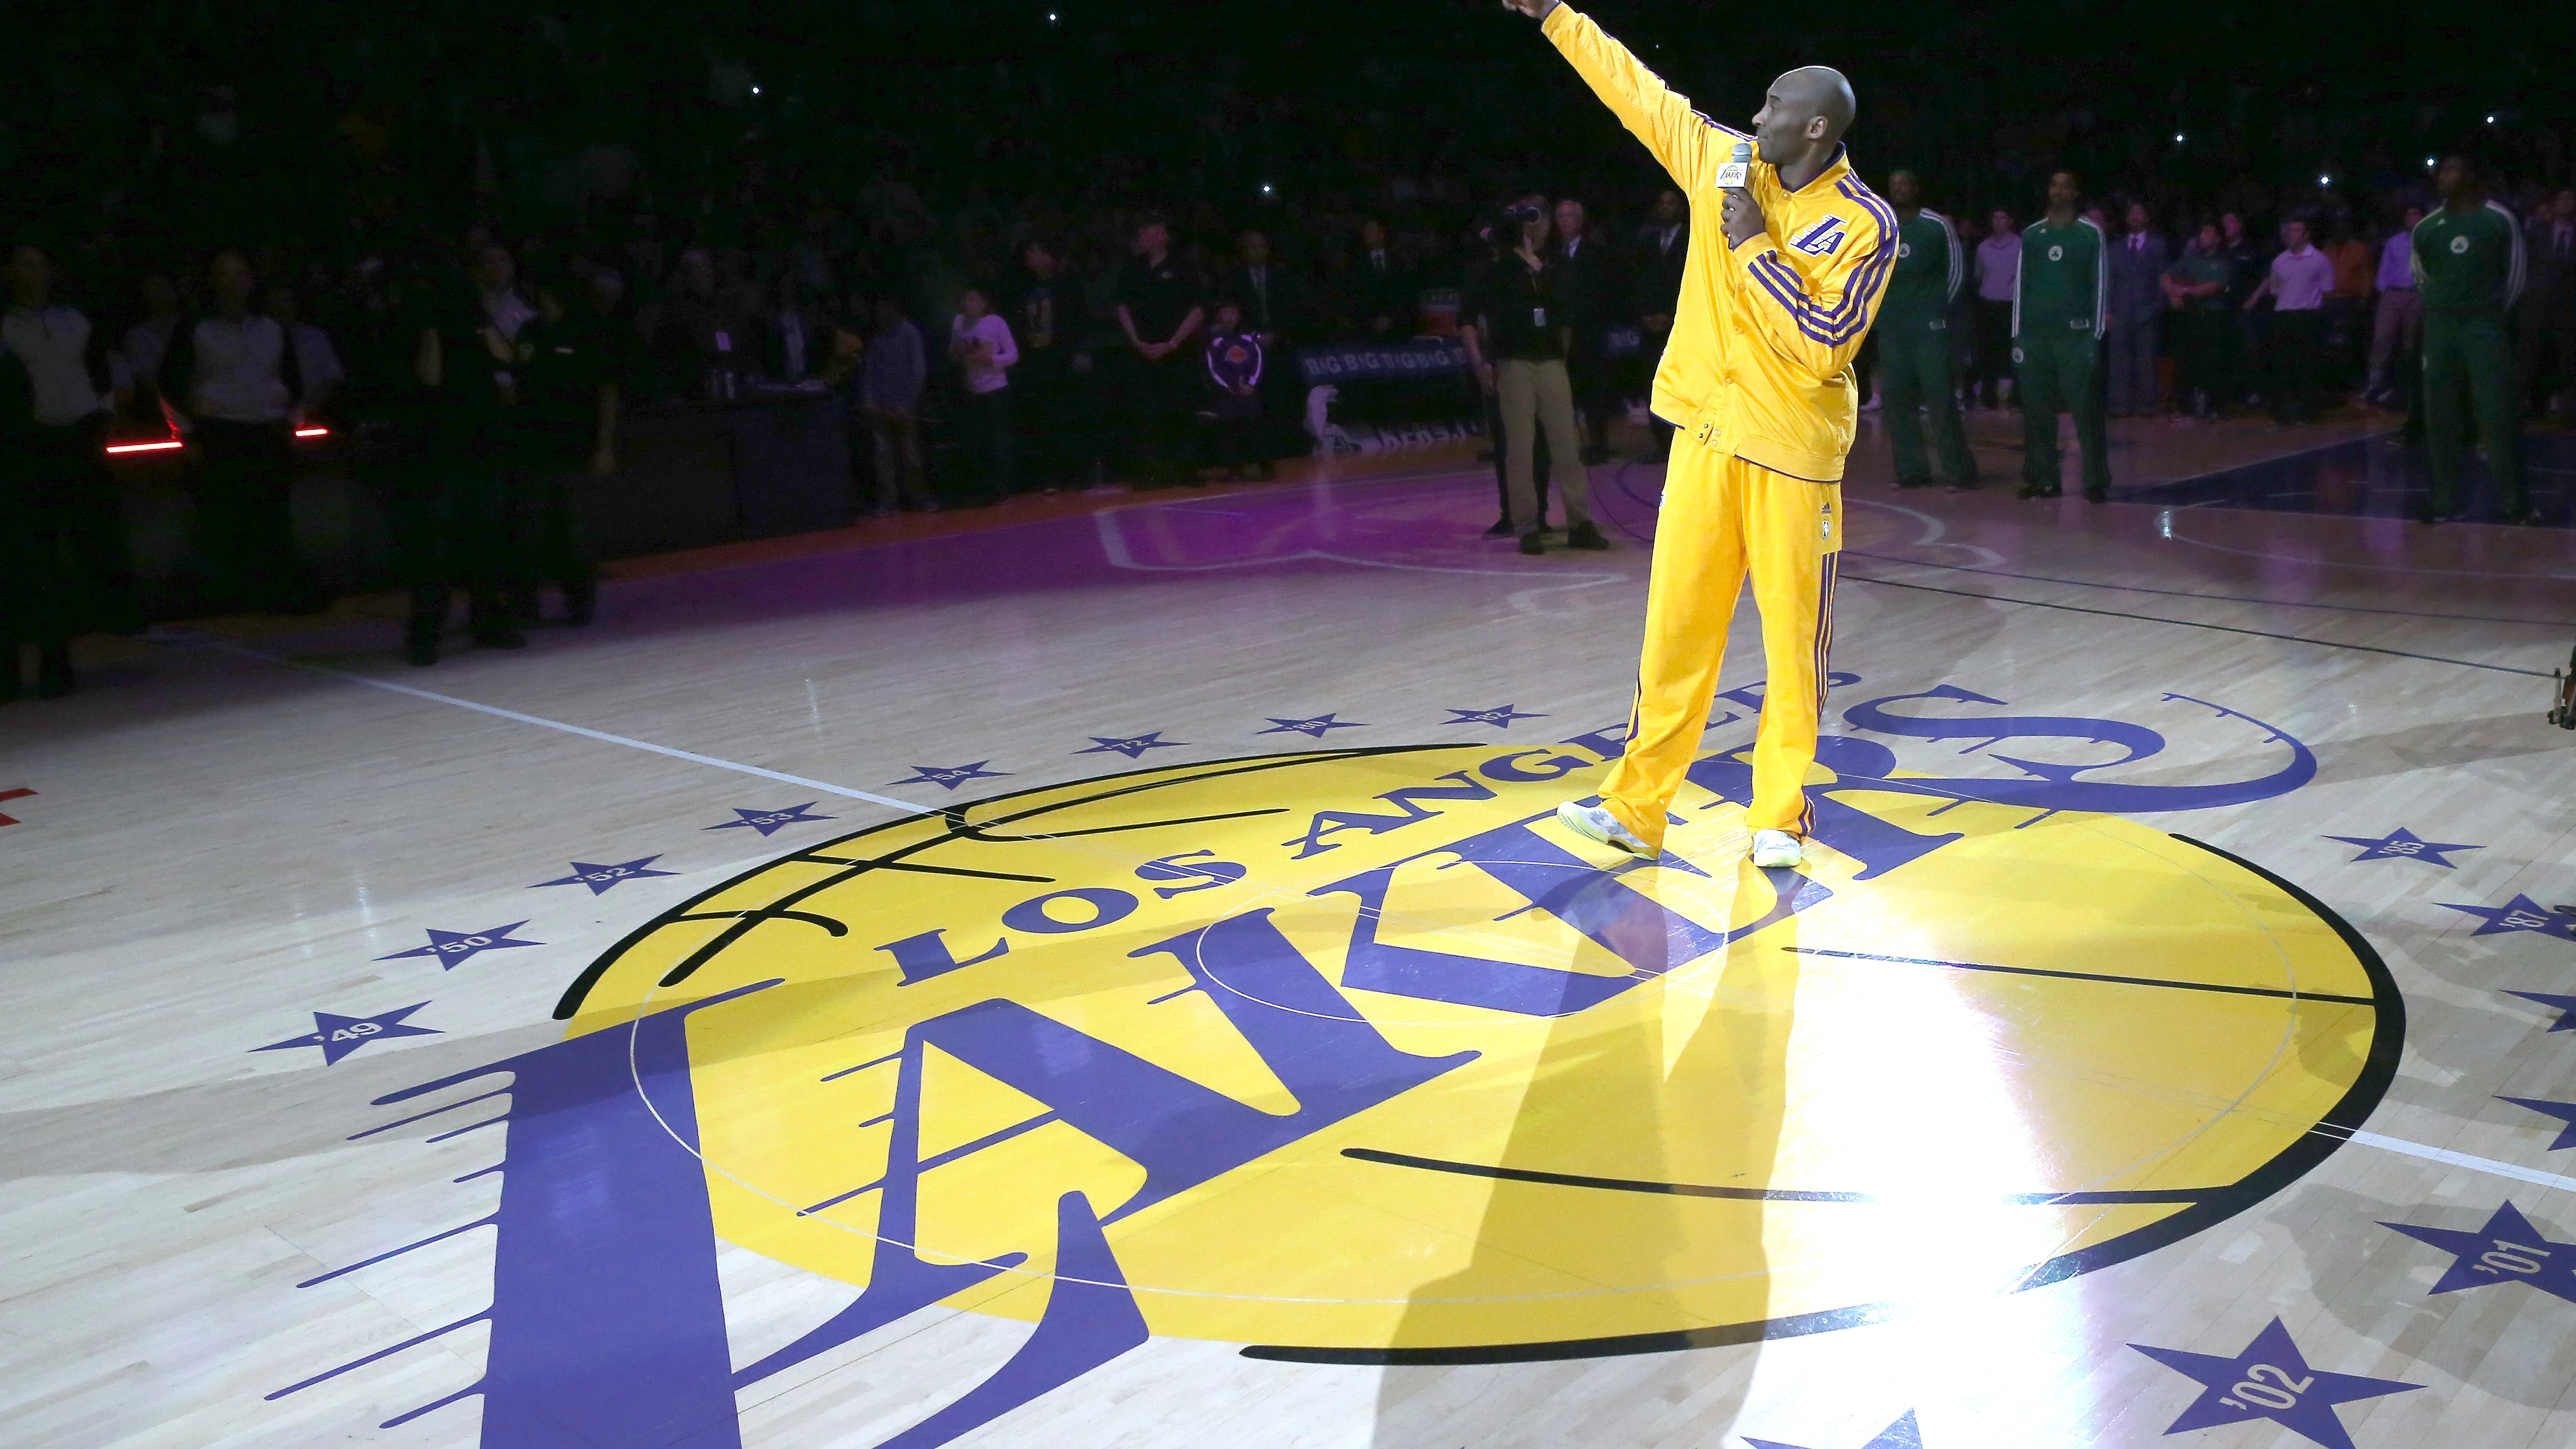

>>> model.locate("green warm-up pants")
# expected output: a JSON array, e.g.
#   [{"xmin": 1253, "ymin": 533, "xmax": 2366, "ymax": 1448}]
[
  {"xmin": 2016, "ymin": 324, "xmax": 2111, "ymax": 495},
  {"xmin": 2421, "ymin": 311, "xmax": 2523, "ymax": 512},
  {"xmin": 1879, "ymin": 311, "xmax": 1977, "ymax": 486}
]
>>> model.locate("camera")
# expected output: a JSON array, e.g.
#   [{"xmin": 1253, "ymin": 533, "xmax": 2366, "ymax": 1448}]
[{"xmin": 1500, "ymin": 202, "xmax": 1546, "ymax": 225}]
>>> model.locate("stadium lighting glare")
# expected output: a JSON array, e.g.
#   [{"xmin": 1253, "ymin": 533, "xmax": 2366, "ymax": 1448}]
[
  {"xmin": 2319, "ymin": 173, "xmax": 2331, "ymax": 185},
  {"xmin": 2173, "ymin": 132, "xmax": 2184, "ymax": 143},
  {"xmin": 749, "ymin": 86, "xmax": 760, "ymax": 95},
  {"xmin": 1260, "ymin": 183, "xmax": 1274, "ymax": 195},
  {"xmin": 105, "ymin": 439, "xmax": 182, "ymax": 454},
  {"xmin": 2487, "ymin": 115, "xmax": 2497, "ymax": 124}
]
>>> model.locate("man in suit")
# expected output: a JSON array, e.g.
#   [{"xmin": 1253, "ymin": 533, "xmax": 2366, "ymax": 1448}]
[
  {"xmin": 1339, "ymin": 217, "xmax": 1413, "ymax": 340},
  {"xmin": 2519, "ymin": 188, "xmax": 2576, "ymax": 423},
  {"xmin": 1552, "ymin": 196, "xmax": 1620, "ymax": 462},
  {"xmin": 1629, "ymin": 187, "xmax": 1688, "ymax": 459},
  {"xmin": 2105, "ymin": 201, "xmax": 2171, "ymax": 416},
  {"xmin": 1221, "ymin": 230, "xmax": 1306, "ymax": 458}
]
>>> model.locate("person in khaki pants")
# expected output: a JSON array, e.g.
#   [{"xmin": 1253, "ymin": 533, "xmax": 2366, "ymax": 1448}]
[{"xmin": 1461, "ymin": 194, "xmax": 1609, "ymax": 556}]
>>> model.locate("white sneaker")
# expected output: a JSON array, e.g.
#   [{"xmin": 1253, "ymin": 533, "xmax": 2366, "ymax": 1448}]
[
  {"xmin": 1749, "ymin": 829, "xmax": 1804, "ymax": 870},
  {"xmin": 1556, "ymin": 802, "xmax": 1657, "ymax": 860}
]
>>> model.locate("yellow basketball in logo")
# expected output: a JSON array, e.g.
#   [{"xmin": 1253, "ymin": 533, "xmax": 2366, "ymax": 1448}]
[{"xmin": 561, "ymin": 737, "xmax": 2394, "ymax": 1358}]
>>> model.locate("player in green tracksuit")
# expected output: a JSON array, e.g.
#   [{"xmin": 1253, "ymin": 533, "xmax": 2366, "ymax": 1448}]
[
  {"xmin": 1880, "ymin": 170, "xmax": 1978, "ymax": 489},
  {"xmin": 2413, "ymin": 154, "xmax": 2533, "ymax": 524},
  {"xmin": 2013, "ymin": 170, "xmax": 2111, "ymax": 500}
]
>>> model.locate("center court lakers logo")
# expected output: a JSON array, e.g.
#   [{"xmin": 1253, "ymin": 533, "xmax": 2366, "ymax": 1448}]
[{"xmin": 308, "ymin": 686, "xmax": 2395, "ymax": 1448}]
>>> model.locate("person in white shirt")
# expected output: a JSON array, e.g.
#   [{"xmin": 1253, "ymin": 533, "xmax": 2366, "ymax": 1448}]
[
  {"xmin": 159, "ymin": 248, "xmax": 322, "ymax": 615},
  {"xmin": 2244, "ymin": 218, "xmax": 2336, "ymax": 423},
  {"xmin": 947, "ymin": 286, "xmax": 1020, "ymax": 503},
  {"xmin": 1, "ymin": 242, "xmax": 140, "ymax": 697},
  {"xmin": 1972, "ymin": 210, "xmax": 2021, "ymax": 407}
]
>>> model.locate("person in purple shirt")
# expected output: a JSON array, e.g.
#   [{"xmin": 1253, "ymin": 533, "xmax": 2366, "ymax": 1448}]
[
  {"xmin": 2246, "ymin": 218, "xmax": 2336, "ymax": 423},
  {"xmin": 2367, "ymin": 204, "xmax": 2424, "ymax": 407},
  {"xmin": 1197, "ymin": 300, "xmax": 1271, "ymax": 481}
]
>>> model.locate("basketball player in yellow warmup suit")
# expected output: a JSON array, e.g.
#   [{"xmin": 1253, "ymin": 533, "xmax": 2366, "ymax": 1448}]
[{"xmin": 1502, "ymin": 0, "xmax": 1892, "ymax": 870}]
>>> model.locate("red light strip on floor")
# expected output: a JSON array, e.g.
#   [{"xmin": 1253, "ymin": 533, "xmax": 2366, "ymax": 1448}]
[{"xmin": 106, "ymin": 426, "xmax": 328, "ymax": 455}]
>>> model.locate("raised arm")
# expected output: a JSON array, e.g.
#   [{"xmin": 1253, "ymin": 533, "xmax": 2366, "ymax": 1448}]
[
  {"xmin": 1510, "ymin": 1, "xmax": 1723, "ymax": 193},
  {"xmin": 1731, "ymin": 192, "xmax": 1895, "ymax": 381}
]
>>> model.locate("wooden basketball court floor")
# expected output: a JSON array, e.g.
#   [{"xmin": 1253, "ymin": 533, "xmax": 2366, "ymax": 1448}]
[{"xmin": 5, "ymin": 408, "xmax": 2575, "ymax": 1449}]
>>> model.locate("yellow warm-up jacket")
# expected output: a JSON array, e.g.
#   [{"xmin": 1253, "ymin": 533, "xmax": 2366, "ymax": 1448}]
[{"xmin": 1542, "ymin": 4, "xmax": 1892, "ymax": 483}]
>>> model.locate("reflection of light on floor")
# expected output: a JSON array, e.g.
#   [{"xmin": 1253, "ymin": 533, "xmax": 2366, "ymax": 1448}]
[{"xmin": 1746, "ymin": 945, "xmax": 2092, "ymax": 1442}]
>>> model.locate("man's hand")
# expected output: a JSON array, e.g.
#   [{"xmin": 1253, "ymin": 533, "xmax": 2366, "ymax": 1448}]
[
  {"xmin": 1473, "ymin": 359, "xmax": 1496, "ymax": 394},
  {"xmin": 1499, "ymin": 0, "xmax": 1559, "ymax": 16},
  {"xmin": 1721, "ymin": 189, "xmax": 1766, "ymax": 248}
]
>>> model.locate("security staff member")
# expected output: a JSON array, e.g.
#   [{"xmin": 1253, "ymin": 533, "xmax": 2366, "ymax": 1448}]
[
  {"xmin": 2414, "ymin": 154, "xmax": 2533, "ymax": 525},
  {"xmin": 2013, "ymin": 170, "xmax": 2111, "ymax": 501},
  {"xmin": 1880, "ymin": 170, "xmax": 1976, "ymax": 489},
  {"xmin": 1506, "ymin": 0, "xmax": 1890, "ymax": 873}
]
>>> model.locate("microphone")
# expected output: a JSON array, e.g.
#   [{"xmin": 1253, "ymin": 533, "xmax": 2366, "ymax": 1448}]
[{"xmin": 1716, "ymin": 140, "xmax": 1752, "ymax": 191}]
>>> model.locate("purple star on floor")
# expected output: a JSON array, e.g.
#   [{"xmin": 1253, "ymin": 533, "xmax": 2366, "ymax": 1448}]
[
  {"xmin": 2131, "ymin": 1318, "xmax": 2420, "ymax": 1449},
  {"xmin": 705, "ymin": 802, "xmax": 835, "ymax": 836},
  {"xmin": 2439, "ymin": 894, "xmax": 2576, "ymax": 941},
  {"xmin": 531, "ymin": 855, "xmax": 678, "ymax": 896},
  {"xmin": 2499, "ymin": 1097, "xmax": 2576, "ymax": 1151},
  {"xmin": 2506, "ymin": 991, "xmax": 2576, "ymax": 1032},
  {"xmin": 1744, "ymin": 1409, "xmax": 1923, "ymax": 1449},
  {"xmin": 376, "ymin": 921, "xmax": 544, "ymax": 970},
  {"xmin": 2383, "ymin": 1201, "xmax": 2576, "ymax": 1305},
  {"xmin": 2322, "ymin": 827, "xmax": 2481, "ymax": 868},
  {"xmin": 252, "ymin": 1003, "xmax": 439, "ymax": 1065},
  {"xmin": 1259, "ymin": 714, "xmax": 1369, "ymax": 739},
  {"xmin": 887, "ymin": 761, "xmax": 1012, "ymax": 791},
  {"xmin": 1444, "ymin": 704, "xmax": 1546, "ymax": 730},
  {"xmin": 1077, "ymin": 733, "xmax": 1187, "ymax": 759}
]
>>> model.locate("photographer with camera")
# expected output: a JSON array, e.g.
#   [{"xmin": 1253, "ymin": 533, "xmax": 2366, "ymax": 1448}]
[{"xmin": 1461, "ymin": 194, "xmax": 1607, "ymax": 556}]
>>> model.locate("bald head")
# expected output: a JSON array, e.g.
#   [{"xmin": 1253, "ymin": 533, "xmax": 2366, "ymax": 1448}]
[
  {"xmin": 1750, "ymin": 66, "xmax": 1856, "ymax": 181},
  {"xmin": 1776, "ymin": 66, "xmax": 1855, "ymax": 143}
]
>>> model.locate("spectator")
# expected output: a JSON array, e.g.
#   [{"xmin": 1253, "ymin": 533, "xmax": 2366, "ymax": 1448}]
[
  {"xmin": 1112, "ymin": 215, "xmax": 1204, "ymax": 487},
  {"xmin": 1339, "ymin": 216, "xmax": 1412, "ymax": 339},
  {"xmin": 2367, "ymin": 205, "xmax": 2424, "ymax": 408},
  {"xmin": 1460, "ymin": 194, "xmax": 1603, "ymax": 556},
  {"xmin": 1010, "ymin": 238, "xmax": 1083, "ymax": 490},
  {"xmin": 763, "ymin": 269, "xmax": 818, "ymax": 384},
  {"xmin": 397, "ymin": 242, "xmax": 531, "ymax": 664},
  {"xmin": 1216, "ymin": 229, "xmax": 1304, "ymax": 462},
  {"xmin": 263, "ymin": 282, "xmax": 345, "ymax": 416},
  {"xmin": 510, "ymin": 265, "xmax": 625, "ymax": 626},
  {"xmin": 1631, "ymin": 187, "xmax": 1687, "ymax": 460},
  {"xmin": 2321, "ymin": 221, "xmax": 2374, "ymax": 388},
  {"xmin": 1973, "ymin": 208, "xmax": 2020, "ymax": 408},
  {"xmin": 159, "ymin": 248, "xmax": 322, "ymax": 615},
  {"xmin": 946, "ymin": 285, "xmax": 1019, "ymax": 503},
  {"xmin": 1, "ymin": 241, "xmax": 138, "ymax": 699},
  {"xmin": 2517, "ymin": 188, "xmax": 2576, "ymax": 423},
  {"xmin": 2105, "ymin": 202, "xmax": 2170, "ymax": 416},
  {"xmin": 1197, "ymin": 299, "xmax": 1269, "ymax": 481},
  {"xmin": 862, "ymin": 296, "xmax": 935, "ymax": 515},
  {"xmin": 122, "ymin": 273, "xmax": 184, "ymax": 422},
  {"xmin": 1552, "ymin": 195, "xmax": 1618, "ymax": 464},
  {"xmin": 2162, "ymin": 221, "xmax": 2234, "ymax": 420},
  {"xmin": 2245, "ymin": 217, "xmax": 2333, "ymax": 424}
]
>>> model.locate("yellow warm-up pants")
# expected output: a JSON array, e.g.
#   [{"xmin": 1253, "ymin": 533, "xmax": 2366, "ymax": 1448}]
[{"xmin": 1599, "ymin": 444, "xmax": 1843, "ymax": 852}]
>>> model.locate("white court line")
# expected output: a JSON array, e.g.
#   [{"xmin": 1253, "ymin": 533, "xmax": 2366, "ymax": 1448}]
[
  {"xmin": 2347, "ymin": 1130, "xmax": 2576, "ymax": 1195},
  {"xmin": 202, "ymin": 638, "xmax": 933, "ymax": 814}
]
